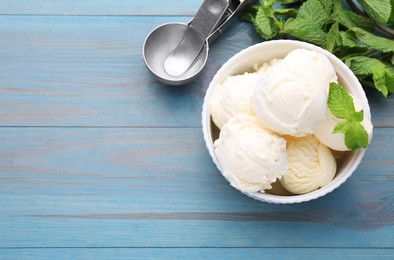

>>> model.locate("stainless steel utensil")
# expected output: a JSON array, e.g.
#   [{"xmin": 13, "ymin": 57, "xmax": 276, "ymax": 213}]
[{"xmin": 143, "ymin": 0, "xmax": 254, "ymax": 85}]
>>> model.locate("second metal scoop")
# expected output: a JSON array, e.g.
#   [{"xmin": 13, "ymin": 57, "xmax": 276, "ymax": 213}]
[{"xmin": 164, "ymin": 0, "xmax": 230, "ymax": 77}]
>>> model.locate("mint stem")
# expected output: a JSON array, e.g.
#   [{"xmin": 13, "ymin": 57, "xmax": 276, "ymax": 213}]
[{"xmin": 376, "ymin": 25, "xmax": 394, "ymax": 39}]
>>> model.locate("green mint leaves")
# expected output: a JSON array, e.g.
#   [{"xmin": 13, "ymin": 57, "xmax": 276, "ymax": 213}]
[
  {"xmin": 350, "ymin": 28, "xmax": 394, "ymax": 54},
  {"xmin": 328, "ymin": 83, "xmax": 359, "ymax": 119},
  {"xmin": 359, "ymin": 0, "xmax": 392, "ymax": 24},
  {"xmin": 297, "ymin": 0, "xmax": 329, "ymax": 27},
  {"xmin": 253, "ymin": 6, "xmax": 279, "ymax": 39},
  {"xmin": 344, "ymin": 56, "xmax": 394, "ymax": 97},
  {"xmin": 284, "ymin": 18, "xmax": 327, "ymax": 47},
  {"xmin": 331, "ymin": 1, "xmax": 374, "ymax": 31},
  {"xmin": 243, "ymin": 0, "xmax": 394, "ymax": 97},
  {"xmin": 328, "ymin": 83, "xmax": 369, "ymax": 150}
]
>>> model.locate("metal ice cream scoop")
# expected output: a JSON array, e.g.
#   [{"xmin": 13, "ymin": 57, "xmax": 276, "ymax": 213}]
[{"xmin": 143, "ymin": 0, "xmax": 253, "ymax": 85}]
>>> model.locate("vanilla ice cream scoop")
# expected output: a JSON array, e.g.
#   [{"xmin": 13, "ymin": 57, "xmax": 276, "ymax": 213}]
[
  {"xmin": 280, "ymin": 135, "xmax": 337, "ymax": 194},
  {"xmin": 214, "ymin": 113, "xmax": 288, "ymax": 193},
  {"xmin": 284, "ymin": 48, "xmax": 338, "ymax": 86},
  {"xmin": 315, "ymin": 95, "xmax": 373, "ymax": 151},
  {"xmin": 253, "ymin": 62, "xmax": 328, "ymax": 137},
  {"xmin": 210, "ymin": 72, "xmax": 260, "ymax": 129}
]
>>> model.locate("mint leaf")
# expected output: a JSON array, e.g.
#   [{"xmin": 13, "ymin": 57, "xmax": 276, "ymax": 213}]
[
  {"xmin": 344, "ymin": 56, "xmax": 383, "ymax": 76},
  {"xmin": 344, "ymin": 121, "xmax": 369, "ymax": 150},
  {"xmin": 326, "ymin": 22, "xmax": 339, "ymax": 52},
  {"xmin": 373, "ymin": 66, "xmax": 394, "ymax": 95},
  {"xmin": 338, "ymin": 31, "xmax": 368, "ymax": 50},
  {"xmin": 319, "ymin": 0, "xmax": 334, "ymax": 17},
  {"xmin": 390, "ymin": 2, "xmax": 394, "ymax": 23},
  {"xmin": 333, "ymin": 121, "xmax": 350, "ymax": 134},
  {"xmin": 338, "ymin": 31, "xmax": 358, "ymax": 48},
  {"xmin": 327, "ymin": 82, "xmax": 356, "ymax": 120},
  {"xmin": 273, "ymin": 8, "xmax": 298, "ymax": 17},
  {"xmin": 344, "ymin": 56, "xmax": 394, "ymax": 96},
  {"xmin": 359, "ymin": 0, "xmax": 392, "ymax": 24},
  {"xmin": 351, "ymin": 28, "xmax": 394, "ymax": 53},
  {"xmin": 352, "ymin": 110, "xmax": 364, "ymax": 122},
  {"xmin": 327, "ymin": 28, "xmax": 369, "ymax": 55},
  {"xmin": 331, "ymin": 0, "xmax": 374, "ymax": 30},
  {"xmin": 253, "ymin": 7, "xmax": 278, "ymax": 39},
  {"xmin": 283, "ymin": 18, "xmax": 327, "ymax": 47},
  {"xmin": 386, "ymin": 68, "xmax": 394, "ymax": 93},
  {"xmin": 298, "ymin": 0, "xmax": 327, "ymax": 27},
  {"xmin": 372, "ymin": 68, "xmax": 389, "ymax": 96},
  {"xmin": 328, "ymin": 83, "xmax": 369, "ymax": 150}
]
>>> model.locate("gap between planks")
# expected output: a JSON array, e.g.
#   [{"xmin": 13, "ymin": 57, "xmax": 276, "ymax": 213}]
[
  {"xmin": 0, "ymin": 126, "xmax": 200, "ymax": 129},
  {"xmin": 1, "ymin": 247, "xmax": 394, "ymax": 249}
]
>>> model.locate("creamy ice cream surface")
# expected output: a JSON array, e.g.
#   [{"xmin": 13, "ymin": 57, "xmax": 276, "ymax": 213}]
[
  {"xmin": 210, "ymin": 59, "xmax": 282, "ymax": 130},
  {"xmin": 280, "ymin": 135, "xmax": 337, "ymax": 194},
  {"xmin": 283, "ymin": 48, "xmax": 338, "ymax": 86},
  {"xmin": 214, "ymin": 114, "xmax": 288, "ymax": 193},
  {"xmin": 253, "ymin": 62, "xmax": 328, "ymax": 137},
  {"xmin": 208, "ymin": 48, "xmax": 369, "ymax": 197},
  {"xmin": 210, "ymin": 72, "xmax": 259, "ymax": 129},
  {"xmin": 315, "ymin": 95, "xmax": 373, "ymax": 151}
]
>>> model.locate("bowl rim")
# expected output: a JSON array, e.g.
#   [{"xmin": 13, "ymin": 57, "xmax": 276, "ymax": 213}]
[{"xmin": 201, "ymin": 39, "xmax": 371, "ymax": 204}]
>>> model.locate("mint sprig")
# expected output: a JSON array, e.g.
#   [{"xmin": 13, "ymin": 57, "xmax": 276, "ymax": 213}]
[
  {"xmin": 242, "ymin": 0, "xmax": 394, "ymax": 97},
  {"xmin": 344, "ymin": 56, "xmax": 394, "ymax": 97},
  {"xmin": 328, "ymin": 83, "xmax": 369, "ymax": 150}
]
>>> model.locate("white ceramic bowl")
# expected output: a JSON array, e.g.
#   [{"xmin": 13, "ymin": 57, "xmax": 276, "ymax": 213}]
[{"xmin": 202, "ymin": 40, "xmax": 372, "ymax": 204}]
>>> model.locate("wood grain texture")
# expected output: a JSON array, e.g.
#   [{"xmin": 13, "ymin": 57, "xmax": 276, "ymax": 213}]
[
  {"xmin": 0, "ymin": 0, "xmax": 203, "ymax": 16},
  {"xmin": 1, "ymin": 128, "xmax": 393, "ymax": 247},
  {"xmin": 1, "ymin": 0, "xmax": 394, "ymax": 257},
  {"xmin": 1, "ymin": 248, "xmax": 394, "ymax": 260},
  {"xmin": 1, "ymin": 16, "xmax": 392, "ymax": 127},
  {"xmin": 0, "ymin": 16, "xmax": 262, "ymax": 127}
]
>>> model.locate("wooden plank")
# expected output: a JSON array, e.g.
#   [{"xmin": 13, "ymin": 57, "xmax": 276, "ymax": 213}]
[
  {"xmin": 1, "ymin": 248, "xmax": 394, "ymax": 260},
  {"xmin": 366, "ymin": 88, "xmax": 394, "ymax": 128},
  {"xmin": 0, "ymin": 15, "xmax": 392, "ymax": 128},
  {"xmin": 0, "ymin": 0, "xmax": 202, "ymax": 16},
  {"xmin": 0, "ymin": 127, "xmax": 393, "ymax": 247},
  {"xmin": 0, "ymin": 16, "xmax": 263, "ymax": 127}
]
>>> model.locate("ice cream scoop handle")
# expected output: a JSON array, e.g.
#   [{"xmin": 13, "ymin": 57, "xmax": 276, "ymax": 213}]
[{"xmin": 163, "ymin": 0, "xmax": 230, "ymax": 77}]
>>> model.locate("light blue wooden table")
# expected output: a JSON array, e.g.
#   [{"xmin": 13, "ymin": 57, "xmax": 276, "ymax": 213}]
[{"xmin": 1, "ymin": 1, "xmax": 394, "ymax": 259}]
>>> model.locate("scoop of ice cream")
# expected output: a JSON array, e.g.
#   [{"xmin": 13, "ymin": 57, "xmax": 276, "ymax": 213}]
[
  {"xmin": 214, "ymin": 113, "xmax": 288, "ymax": 193},
  {"xmin": 253, "ymin": 62, "xmax": 328, "ymax": 137},
  {"xmin": 280, "ymin": 135, "xmax": 337, "ymax": 194},
  {"xmin": 210, "ymin": 72, "xmax": 260, "ymax": 129},
  {"xmin": 315, "ymin": 95, "xmax": 373, "ymax": 151},
  {"xmin": 284, "ymin": 49, "xmax": 338, "ymax": 86},
  {"xmin": 253, "ymin": 58, "xmax": 282, "ymax": 74}
]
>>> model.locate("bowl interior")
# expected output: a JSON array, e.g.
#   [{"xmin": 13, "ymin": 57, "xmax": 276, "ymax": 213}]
[
  {"xmin": 202, "ymin": 40, "xmax": 370, "ymax": 204},
  {"xmin": 143, "ymin": 23, "xmax": 208, "ymax": 85}
]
